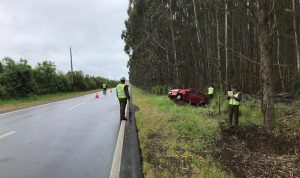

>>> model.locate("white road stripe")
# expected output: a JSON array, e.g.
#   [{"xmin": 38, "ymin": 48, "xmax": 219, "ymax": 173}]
[
  {"xmin": 109, "ymin": 102, "xmax": 129, "ymax": 178},
  {"xmin": 67, "ymin": 101, "xmax": 87, "ymax": 111},
  {"xmin": 109, "ymin": 121, "xmax": 126, "ymax": 178},
  {"xmin": 0, "ymin": 131, "xmax": 16, "ymax": 140}
]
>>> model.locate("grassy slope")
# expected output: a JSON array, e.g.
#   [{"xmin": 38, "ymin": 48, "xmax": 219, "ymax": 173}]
[
  {"xmin": 132, "ymin": 87, "xmax": 300, "ymax": 178},
  {"xmin": 0, "ymin": 89, "xmax": 102, "ymax": 113},
  {"xmin": 132, "ymin": 87, "xmax": 231, "ymax": 178}
]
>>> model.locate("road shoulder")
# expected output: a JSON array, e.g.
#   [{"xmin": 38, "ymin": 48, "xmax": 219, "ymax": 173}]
[{"xmin": 120, "ymin": 103, "xmax": 143, "ymax": 178}]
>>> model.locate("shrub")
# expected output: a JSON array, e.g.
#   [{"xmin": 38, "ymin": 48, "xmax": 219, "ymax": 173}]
[{"xmin": 150, "ymin": 85, "xmax": 169, "ymax": 95}]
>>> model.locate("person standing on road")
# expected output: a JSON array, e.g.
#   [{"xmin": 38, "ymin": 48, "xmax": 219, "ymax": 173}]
[
  {"xmin": 227, "ymin": 84, "xmax": 242, "ymax": 128},
  {"xmin": 116, "ymin": 77, "xmax": 130, "ymax": 122},
  {"xmin": 103, "ymin": 83, "xmax": 107, "ymax": 95},
  {"xmin": 208, "ymin": 85, "xmax": 214, "ymax": 99}
]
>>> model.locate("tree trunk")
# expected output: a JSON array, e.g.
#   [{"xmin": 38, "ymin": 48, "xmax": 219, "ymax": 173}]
[
  {"xmin": 216, "ymin": 8, "xmax": 223, "ymax": 91},
  {"xmin": 192, "ymin": 0, "xmax": 201, "ymax": 45},
  {"xmin": 292, "ymin": 0, "xmax": 300, "ymax": 71},
  {"xmin": 169, "ymin": 0, "xmax": 179, "ymax": 86},
  {"xmin": 255, "ymin": 0, "xmax": 275, "ymax": 129},
  {"xmin": 274, "ymin": 11, "xmax": 285, "ymax": 91},
  {"xmin": 225, "ymin": 0, "xmax": 229, "ymax": 89}
]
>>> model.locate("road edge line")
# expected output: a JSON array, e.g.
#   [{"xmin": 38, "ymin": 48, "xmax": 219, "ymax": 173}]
[
  {"xmin": 109, "ymin": 102, "xmax": 129, "ymax": 178},
  {"xmin": 0, "ymin": 131, "xmax": 16, "ymax": 140}
]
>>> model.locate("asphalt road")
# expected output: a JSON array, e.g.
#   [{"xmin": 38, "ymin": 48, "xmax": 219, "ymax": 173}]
[{"xmin": 0, "ymin": 90, "xmax": 120, "ymax": 178}]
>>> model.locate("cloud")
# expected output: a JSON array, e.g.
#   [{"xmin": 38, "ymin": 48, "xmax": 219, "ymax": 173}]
[{"xmin": 0, "ymin": 0, "xmax": 129, "ymax": 79}]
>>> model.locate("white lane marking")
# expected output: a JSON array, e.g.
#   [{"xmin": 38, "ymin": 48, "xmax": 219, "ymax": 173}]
[
  {"xmin": 109, "ymin": 103, "xmax": 129, "ymax": 178},
  {"xmin": 109, "ymin": 121, "xmax": 126, "ymax": 178},
  {"xmin": 0, "ymin": 131, "xmax": 16, "ymax": 140},
  {"xmin": 67, "ymin": 101, "xmax": 87, "ymax": 111}
]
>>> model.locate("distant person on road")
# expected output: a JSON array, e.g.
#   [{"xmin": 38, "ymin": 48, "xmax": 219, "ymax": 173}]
[
  {"xmin": 208, "ymin": 85, "xmax": 214, "ymax": 99},
  {"xmin": 116, "ymin": 77, "xmax": 130, "ymax": 122},
  {"xmin": 227, "ymin": 84, "xmax": 242, "ymax": 128},
  {"xmin": 103, "ymin": 83, "xmax": 107, "ymax": 95}
]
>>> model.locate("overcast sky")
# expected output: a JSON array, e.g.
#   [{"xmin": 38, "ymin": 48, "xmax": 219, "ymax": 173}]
[{"xmin": 0, "ymin": 0, "xmax": 129, "ymax": 80}]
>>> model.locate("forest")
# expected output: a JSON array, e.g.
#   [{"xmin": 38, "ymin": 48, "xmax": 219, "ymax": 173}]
[
  {"xmin": 0, "ymin": 57, "xmax": 117, "ymax": 99},
  {"xmin": 122, "ymin": 0, "xmax": 300, "ymax": 95},
  {"xmin": 122, "ymin": 1, "xmax": 300, "ymax": 176},
  {"xmin": 122, "ymin": 0, "xmax": 300, "ymax": 129}
]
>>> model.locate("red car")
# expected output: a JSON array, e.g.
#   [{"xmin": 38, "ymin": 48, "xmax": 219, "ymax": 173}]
[{"xmin": 168, "ymin": 89, "xmax": 208, "ymax": 107}]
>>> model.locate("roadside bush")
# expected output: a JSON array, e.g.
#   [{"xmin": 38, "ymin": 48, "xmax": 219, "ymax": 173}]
[
  {"xmin": 34, "ymin": 61, "xmax": 58, "ymax": 94},
  {"xmin": 150, "ymin": 85, "xmax": 169, "ymax": 95},
  {"xmin": 0, "ymin": 58, "xmax": 35, "ymax": 98},
  {"xmin": 0, "ymin": 57, "xmax": 117, "ymax": 100},
  {"xmin": 0, "ymin": 85, "xmax": 8, "ymax": 99},
  {"xmin": 56, "ymin": 73, "xmax": 72, "ymax": 92}
]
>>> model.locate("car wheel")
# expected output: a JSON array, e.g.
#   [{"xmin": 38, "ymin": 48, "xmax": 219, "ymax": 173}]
[{"xmin": 176, "ymin": 94, "xmax": 183, "ymax": 101}]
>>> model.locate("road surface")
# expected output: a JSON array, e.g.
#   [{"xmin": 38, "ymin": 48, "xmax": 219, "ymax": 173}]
[{"xmin": 0, "ymin": 90, "xmax": 120, "ymax": 178}]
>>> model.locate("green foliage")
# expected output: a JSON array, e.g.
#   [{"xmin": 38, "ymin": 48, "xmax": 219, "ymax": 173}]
[
  {"xmin": 150, "ymin": 85, "xmax": 169, "ymax": 95},
  {"xmin": 0, "ymin": 57, "xmax": 117, "ymax": 100},
  {"xmin": 56, "ymin": 72, "xmax": 72, "ymax": 92},
  {"xmin": 0, "ymin": 58, "xmax": 35, "ymax": 98},
  {"xmin": 34, "ymin": 61, "xmax": 58, "ymax": 94}
]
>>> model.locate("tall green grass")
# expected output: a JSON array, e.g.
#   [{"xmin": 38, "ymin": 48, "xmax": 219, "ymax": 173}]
[{"xmin": 132, "ymin": 87, "xmax": 231, "ymax": 178}]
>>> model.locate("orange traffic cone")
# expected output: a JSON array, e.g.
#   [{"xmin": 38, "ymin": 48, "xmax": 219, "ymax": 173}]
[{"xmin": 95, "ymin": 93, "xmax": 99, "ymax": 99}]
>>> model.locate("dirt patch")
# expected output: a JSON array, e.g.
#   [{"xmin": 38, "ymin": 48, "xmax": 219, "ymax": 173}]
[
  {"xmin": 143, "ymin": 132, "xmax": 193, "ymax": 177},
  {"xmin": 216, "ymin": 123, "xmax": 300, "ymax": 178}
]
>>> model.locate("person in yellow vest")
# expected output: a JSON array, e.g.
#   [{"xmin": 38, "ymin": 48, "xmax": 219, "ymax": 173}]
[
  {"xmin": 116, "ymin": 77, "xmax": 130, "ymax": 122},
  {"xmin": 103, "ymin": 83, "xmax": 107, "ymax": 95},
  {"xmin": 208, "ymin": 85, "xmax": 214, "ymax": 99},
  {"xmin": 227, "ymin": 84, "xmax": 242, "ymax": 128}
]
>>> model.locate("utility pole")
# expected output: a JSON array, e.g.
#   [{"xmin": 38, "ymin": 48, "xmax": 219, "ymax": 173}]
[{"xmin": 70, "ymin": 46, "xmax": 74, "ymax": 89}]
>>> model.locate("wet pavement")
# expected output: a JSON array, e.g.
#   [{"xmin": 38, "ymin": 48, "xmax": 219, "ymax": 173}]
[{"xmin": 0, "ymin": 90, "xmax": 120, "ymax": 178}]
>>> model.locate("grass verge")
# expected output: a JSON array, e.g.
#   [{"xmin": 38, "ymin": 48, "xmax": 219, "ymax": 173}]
[
  {"xmin": 0, "ymin": 89, "xmax": 101, "ymax": 113},
  {"xmin": 132, "ymin": 87, "xmax": 231, "ymax": 178},
  {"xmin": 132, "ymin": 86, "xmax": 300, "ymax": 178}
]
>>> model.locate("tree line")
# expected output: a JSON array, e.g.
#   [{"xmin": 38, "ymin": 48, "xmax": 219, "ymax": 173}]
[
  {"xmin": 0, "ymin": 57, "xmax": 117, "ymax": 99},
  {"xmin": 122, "ymin": 0, "xmax": 300, "ymax": 129}
]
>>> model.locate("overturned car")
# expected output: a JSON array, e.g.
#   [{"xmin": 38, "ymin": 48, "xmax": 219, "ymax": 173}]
[{"xmin": 168, "ymin": 88, "xmax": 208, "ymax": 107}]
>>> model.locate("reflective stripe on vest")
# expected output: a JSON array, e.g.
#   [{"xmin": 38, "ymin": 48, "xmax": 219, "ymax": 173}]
[
  {"xmin": 229, "ymin": 92, "xmax": 240, "ymax": 105},
  {"xmin": 116, "ymin": 84, "xmax": 126, "ymax": 99},
  {"xmin": 208, "ymin": 87, "xmax": 214, "ymax": 95}
]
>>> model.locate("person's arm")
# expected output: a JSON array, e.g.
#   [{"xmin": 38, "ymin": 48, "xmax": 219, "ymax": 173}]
[
  {"xmin": 227, "ymin": 90, "xmax": 232, "ymax": 100},
  {"xmin": 234, "ymin": 93, "xmax": 242, "ymax": 102},
  {"xmin": 116, "ymin": 86, "xmax": 118, "ymax": 97},
  {"xmin": 124, "ymin": 85, "xmax": 131, "ymax": 100}
]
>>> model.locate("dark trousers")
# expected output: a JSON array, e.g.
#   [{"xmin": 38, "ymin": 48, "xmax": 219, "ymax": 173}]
[
  {"xmin": 209, "ymin": 94, "xmax": 214, "ymax": 99},
  {"xmin": 103, "ymin": 88, "xmax": 107, "ymax": 95},
  {"xmin": 119, "ymin": 99, "xmax": 127, "ymax": 121},
  {"xmin": 228, "ymin": 105, "xmax": 239, "ymax": 127}
]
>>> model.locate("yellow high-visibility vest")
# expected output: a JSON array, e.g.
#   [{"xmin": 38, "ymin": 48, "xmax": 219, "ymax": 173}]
[
  {"xmin": 208, "ymin": 87, "xmax": 214, "ymax": 95},
  {"xmin": 116, "ymin": 84, "xmax": 126, "ymax": 99},
  {"xmin": 103, "ymin": 84, "xmax": 107, "ymax": 88},
  {"xmin": 229, "ymin": 92, "xmax": 240, "ymax": 105}
]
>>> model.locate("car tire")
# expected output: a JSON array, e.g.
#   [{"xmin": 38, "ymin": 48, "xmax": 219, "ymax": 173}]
[{"xmin": 176, "ymin": 94, "xmax": 183, "ymax": 101}]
